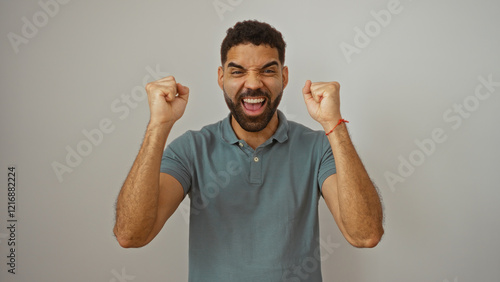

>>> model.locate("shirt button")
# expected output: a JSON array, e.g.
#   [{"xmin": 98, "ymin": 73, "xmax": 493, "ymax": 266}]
[
  {"xmin": 239, "ymin": 142, "xmax": 243, "ymax": 147},
  {"xmin": 254, "ymin": 157, "xmax": 259, "ymax": 162}
]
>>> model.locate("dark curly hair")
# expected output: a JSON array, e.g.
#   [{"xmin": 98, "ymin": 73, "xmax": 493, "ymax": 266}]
[{"xmin": 220, "ymin": 20, "xmax": 286, "ymax": 66}]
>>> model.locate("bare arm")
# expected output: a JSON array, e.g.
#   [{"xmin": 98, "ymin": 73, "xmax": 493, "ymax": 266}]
[
  {"xmin": 113, "ymin": 76, "xmax": 189, "ymax": 248},
  {"xmin": 302, "ymin": 80, "xmax": 384, "ymax": 248},
  {"xmin": 321, "ymin": 122, "xmax": 383, "ymax": 248}
]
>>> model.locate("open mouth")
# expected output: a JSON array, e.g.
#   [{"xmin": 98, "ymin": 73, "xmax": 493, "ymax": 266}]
[{"xmin": 241, "ymin": 97, "xmax": 266, "ymax": 115}]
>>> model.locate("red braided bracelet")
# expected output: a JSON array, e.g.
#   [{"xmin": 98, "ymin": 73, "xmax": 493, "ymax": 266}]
[{"xmin": 325, "ymin": 119, "xmax": 349, "ymax": 136}]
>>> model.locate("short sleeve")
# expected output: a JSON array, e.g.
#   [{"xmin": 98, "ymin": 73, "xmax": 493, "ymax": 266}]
[
  {"xmin": 160, "ymin": 134, "xmax": 192, "ymax": 195},
  {"xmin": 317, "ymin": 134, "xmax": 336, "ymax": 192}
]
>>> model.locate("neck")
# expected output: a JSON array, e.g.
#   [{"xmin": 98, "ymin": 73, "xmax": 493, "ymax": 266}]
[{"xmin": 231, "ymin": 112, "xmax": 279, "ymax": 149}]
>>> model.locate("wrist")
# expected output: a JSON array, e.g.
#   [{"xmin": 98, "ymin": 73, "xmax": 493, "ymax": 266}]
[
  {"xmin": 321, "ymin": 120, "xmax": 339, "ymax": 132},
  {"xmin": 323, "ymin": 118, "xmax": 348, "ymax": 136},
  {"xmin": 148, "ymin": 117, "xmax": 175, "ymax": 127},
  {"xmin": 147, "ymin": 119, "xmax": 175, "ymax": 132},
  {"xmin": 319, "ymin": 113, "xmax": 342, "ymax": 130}
]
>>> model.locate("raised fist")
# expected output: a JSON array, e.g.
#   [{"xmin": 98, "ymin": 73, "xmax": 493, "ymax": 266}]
[
  {"xmin": 302, "ymin": 80, "xmax": 342, "ymax": 128},
  {"xmin": 145, "ymin": 76, "xmax": 189, "ymax": 125}
]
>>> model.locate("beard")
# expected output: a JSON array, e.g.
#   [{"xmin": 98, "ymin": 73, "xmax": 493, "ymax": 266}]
[{"xmin": 223, "ymin": 87, "xmax": 283, "ymax": 132}]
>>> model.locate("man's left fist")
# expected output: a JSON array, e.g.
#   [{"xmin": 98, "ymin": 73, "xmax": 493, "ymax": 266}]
[{"xmin": 302, "ymin": 80, "xmax": 342, "ymax": 128}]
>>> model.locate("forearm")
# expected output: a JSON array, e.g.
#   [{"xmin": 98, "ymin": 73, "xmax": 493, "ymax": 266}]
[
  {"xmin": 113, "ymin": 121, "xmax": 173, "ymax": 246},
  {"xmin": 325, "ymin": 122, "xmax": 384, "ymax": 244}
]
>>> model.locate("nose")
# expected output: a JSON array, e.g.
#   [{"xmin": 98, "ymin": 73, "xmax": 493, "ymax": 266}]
[{"xmin": 244, "ymin": 71, "xmax": 263, "ymax": 90}]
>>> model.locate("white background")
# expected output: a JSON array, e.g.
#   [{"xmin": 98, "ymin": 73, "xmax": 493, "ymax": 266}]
[{"xmin": 1, "ymin": 0, "xmax": 499, "ymax": 281}]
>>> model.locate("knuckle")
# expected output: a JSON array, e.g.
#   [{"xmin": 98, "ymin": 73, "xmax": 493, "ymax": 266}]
[
  {"xmin": 166, "ymin": 75, "xmax": 176, "ymax": 84},
  {"xmin": 167, "ymin": 84, "xmax": 177, "ymax": 94}
]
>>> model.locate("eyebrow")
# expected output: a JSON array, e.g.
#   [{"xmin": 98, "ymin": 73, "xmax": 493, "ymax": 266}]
[
  {"xmin": 261, "ymin": 61, "xmax": 280, "ymax": 69},
  {"xmin": 226, "ymin": 61, "xmax": 280, "ymax": 70},
  {"xmin": 227, "ymin": 62, "xmax": 244, "ymax": 69}
]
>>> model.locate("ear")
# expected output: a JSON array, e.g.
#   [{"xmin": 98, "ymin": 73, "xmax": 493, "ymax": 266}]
[
  {"xmin": 218, "ymin": 66, "xmax": 224, "ymax": 90},
  {"xmin": 282, "ymin": 66, "xmax": 289, "ymax": 89}
]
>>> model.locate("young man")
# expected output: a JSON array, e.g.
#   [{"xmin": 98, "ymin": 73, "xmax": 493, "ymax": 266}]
[{"xmin": 114, "ymin": 20, "xmax": 384, "ymax": 281}]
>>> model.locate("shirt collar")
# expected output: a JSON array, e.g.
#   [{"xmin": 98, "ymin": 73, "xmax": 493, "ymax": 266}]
[{"xmin": 219, "ymin": 110, "xmax": 289, "ymax": 145}]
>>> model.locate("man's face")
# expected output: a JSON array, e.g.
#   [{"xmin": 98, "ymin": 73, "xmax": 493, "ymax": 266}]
[{"xmin": 218, "ymin": 44, "xmax": 288, "ymax": 132}]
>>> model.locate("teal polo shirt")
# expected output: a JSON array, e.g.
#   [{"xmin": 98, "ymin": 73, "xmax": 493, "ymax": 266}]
[{"xmin": 161, "ymin": 110, "xmax": 336, "ymax": 282}]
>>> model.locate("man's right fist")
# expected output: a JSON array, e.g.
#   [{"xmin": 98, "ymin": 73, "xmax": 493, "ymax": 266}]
[{"xmin": 145, "ymin": 76, "xmax": 189, "ymax": 125}]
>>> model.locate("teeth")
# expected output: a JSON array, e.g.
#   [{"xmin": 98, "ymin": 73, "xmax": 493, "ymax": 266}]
[{"xmin": 243, "ymin": 98, "xmax": 265, "ymax": 104}]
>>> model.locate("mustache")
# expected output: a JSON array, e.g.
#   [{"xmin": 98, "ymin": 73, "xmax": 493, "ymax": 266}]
[{"xmin": 237, "ymin": 88, "xmax": 270, "ymax": 100}]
